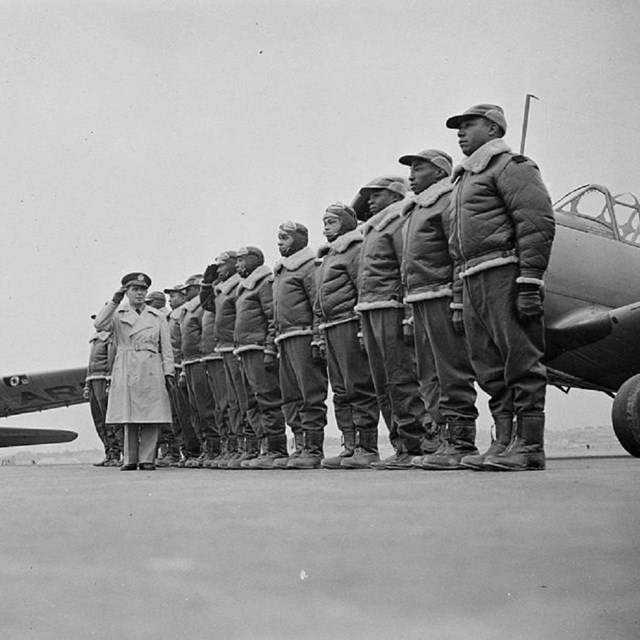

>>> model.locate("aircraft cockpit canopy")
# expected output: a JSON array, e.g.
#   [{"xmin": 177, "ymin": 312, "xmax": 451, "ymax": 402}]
[{"xmin": 554, "ymin": 184, "xmax": 640, "ymax": 246}]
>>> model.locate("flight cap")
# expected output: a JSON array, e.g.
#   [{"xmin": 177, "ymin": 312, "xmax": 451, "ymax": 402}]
[
  {"xmin": 323, "ymin": 202, "xmax": 358, "ymax": 232},
  {"xmin": 398, "ymin": 149, "xmax": 453, "ymax": 176},
  {"xmin": 145, "ymin": 291, "xmax": 166, "ymax": 304},
  {"xmin": 445, "ymin": 103, "xmax": 507, "ymax": 134},
  {"xmin": 163, "ymin": 283, "xmax": 185, "ymax": 294},
  {"xmin": 358, "ymin": 176, "xmax": 408, "ymax": 197},
  {"xmin": 236, "ymin": 246, "xmax": 264, "ymax": 263},
  {"xmin": 179, "ymin": 274, "xmax": 203, "ymax": 291}
]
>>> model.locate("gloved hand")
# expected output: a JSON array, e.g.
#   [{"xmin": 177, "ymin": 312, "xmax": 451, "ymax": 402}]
[
  {"xmin": 451, "ymin": 309, "xmax": 465, "ymax": 335},
  {"xmin": 357, "ymin": 332, "xmax": 366, "ymax": 355},
  {"xmin": 178, "ymin": 372, "xmax": 187, "ymax": 390},
  {"xmin": 203, "ymin": 263, "xmax": 219, "ymax": 284},
  {"xmin": 264, "ymin": 352, "xmax": 278, "ymax": 372},
  {"xmin": 311, "ymin": 342, "xmax": 326, "ymax": 366},
  {"xmin": 165, "ymin": 374, "xmax": 175, "ymax": 395},
  {"xmin": 402, "ymin": 322, "xmax": 414, "ymax": 347},
  {"xmin": 112, "ymin": 286, "xmax": 127, "ymax": 304},
  {"xmin": 82, "ymin": 385, "xmax": 90, "ymax": 400},
  {"xmin": 516, "ymin": 284, "xmax": 544, "ymax": 323}
]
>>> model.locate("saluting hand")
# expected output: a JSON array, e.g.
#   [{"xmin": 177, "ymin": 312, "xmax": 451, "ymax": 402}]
[{"xmin": 112, "ymin": 286, "xmax": 127, "ymax": 304}]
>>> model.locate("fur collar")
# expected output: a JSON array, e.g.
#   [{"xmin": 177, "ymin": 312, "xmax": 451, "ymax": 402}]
[
  {"xmin": 274, "ymin": 246, "xmax": 315, "ymax": 274},
  {"xmin": 409, "ymin": 178, "xmax": 453, "ymax": 209},
  {"xmin": 238, "ymin": 264, "xmax": 272, "ymax": 291},
  {"xmin": 363, "ymin": 199, "xmax": 408, "ymax": 232},
  {"xmin": 329, "ymin": 226, "xmax": 363, "ymax": 254},
  {"xmin": 215, "ymin": 272, "xmax": 241, "ymax": 296},
  {"xmin": 452, "ymin": 139, "xmax": 511, "ymax": 179}
]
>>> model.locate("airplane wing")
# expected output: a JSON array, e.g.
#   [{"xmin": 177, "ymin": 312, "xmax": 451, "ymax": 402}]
[
  {"xmin": 544, "ymin": 301, "xmax": 640, "ymax": 392},
  {"xmin": 0, "ymin": 367, "xmax": 88, "ymax": 418},
  {"xmin": 0, "ymin": 427, "xmax": 78, "ymax": 448}
]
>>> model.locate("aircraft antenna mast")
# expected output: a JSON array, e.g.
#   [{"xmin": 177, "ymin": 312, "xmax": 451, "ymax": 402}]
[{"xmin": 520, "ymin": 93, "xmax": 539, "ymax": 155}]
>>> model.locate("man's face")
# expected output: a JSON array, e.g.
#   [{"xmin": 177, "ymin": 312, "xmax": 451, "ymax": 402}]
[
  {"xmin": 409, "ymin": 160, "xmax": 442, "ymax": 194},
  {"xmin": 168, "ymin": 291, "xmax": 186, "ymax": 309},
  {"xmin": 277, "ymin": 231, "xmax": 296, "ymax": 257},
  {"xmin": 126, "ymin": 285, "xmax": 147, "ymax": 308},
  {"xmin": 367, "ymin": 189, "xmax": 399, "ymax": 216},
  {"xmin": 184, "ymin": 285, "xmax": 199, "ymax": 301},
  {"xmin": 236, "ymin": 256, "xmax": 248, "ymax": 277},
  {"xmin": 322, "ymin": 216, "xmax": 342, "ymax": 241},
  {"xmin": 217, "ymin": 262, "xmax": 234, "ymax": 281},
  {"xmin": 456, "ymin": 116, "xmax": 495, "ymax": 156}
]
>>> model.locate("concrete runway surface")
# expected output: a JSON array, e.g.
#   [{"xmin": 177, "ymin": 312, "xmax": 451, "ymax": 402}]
[{"xmin": 1, "ymin": 457, "xmax": 639, "ymax": 640}]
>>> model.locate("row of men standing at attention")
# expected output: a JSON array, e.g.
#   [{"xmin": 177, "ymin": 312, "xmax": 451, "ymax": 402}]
[{"xmin": 90, "ymin": 102, "xmax": 556, "ymax": 472}]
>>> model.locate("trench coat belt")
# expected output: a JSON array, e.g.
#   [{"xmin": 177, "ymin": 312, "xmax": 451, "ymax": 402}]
[{"xmin": 119, "ymin": 346, "xmax": 159, "ymax": 354}]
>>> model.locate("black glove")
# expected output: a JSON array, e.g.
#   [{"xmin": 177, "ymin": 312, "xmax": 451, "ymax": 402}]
[
  {"xmin": 451, "ymin": 309, "xmax": 465, "ymax": 335},
  {"xmin": 264, "ymin": 352, "xmax": 278, "ymax": 372},
  {"xmin": 311, "ymin": 343, "xmax": 326, "ymax": 366},
  {"xmin": 516, "ymin": 284, "xmax": 544, "ymax": 323},
  {"xmin": 203, "ymin": 264, "xmax": 219, "ymax": 284},
  {"xmin": 165, "ymin": 375, "xmax": 175, "ymax": 395},
  {"xmin": 178, "ymin": 373, "xmax": 187, "ymax": 390}
]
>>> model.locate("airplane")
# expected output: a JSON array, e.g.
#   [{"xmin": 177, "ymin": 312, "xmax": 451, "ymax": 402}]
[
  {"xmin": 0, "ymin": 367, "xmax": 86, "ymax": 447},
  {"xmin": 352, "ymin": 182, "xmax": 640, "ymax": 459}
]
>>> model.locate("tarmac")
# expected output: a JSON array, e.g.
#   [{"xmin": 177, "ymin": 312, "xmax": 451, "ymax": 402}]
[{"xmin": 1, "ymin": 455, "xmax": 639, "ymax": 640}]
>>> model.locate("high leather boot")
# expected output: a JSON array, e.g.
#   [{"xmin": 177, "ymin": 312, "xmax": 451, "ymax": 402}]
[
  {"xmin": 386, "ymin": 420, "xmax": 426, "ymax": 469},
  {"xmin": 341, "ymin": 428, "xmax": 379, "ymax": 468},
  {"xmin": 248, "ymin": 434, "xmax": 289, "ymax": 469},
  {"xmin": 460, "ymin": 416, "xmax": 514, "ymax": 470},
  {"xmin": 217, "ymin": 435, "xmax": 237, "ymax": 469},
  {"xmin": 203, "ymin": 437, "xmax": 222, "ymax": 469},
  {"xmin": 226, "ymin": 436, "xmax": 249, "ymax": 470},
  {"xmin": 484, "ymin": 413, "xmax": 546, "ymax": 471},
  {"xmin": 321, "ymin": 429, "xmax": 356, "ymax": 469},
  {"xmin": 421, "ymin": 422, "xmax": 478, "ymax": 470},
  {"xmin": 411, "ymin": 423, "xmax": 447, "ymax": 467},
  {"xmin": 274, "ymin": 431, "xmax": 304, "ymax": 469},
  {"xmin": 287, "ymin": 431, "xmax": 324, "ymax": 469}
]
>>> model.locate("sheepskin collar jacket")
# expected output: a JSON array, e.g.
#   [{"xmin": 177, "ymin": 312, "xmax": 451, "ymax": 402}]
[
  {"xmin": 356, "ymin": 199, "xmax": 408, "ymax": 312},
  {"xmin": 234, "ymin": 265, "xmax": 276, "ymax": 354},
  {"xmin": 401, "ymin": 178, "xmax": 456, "ymax": 303},
  {"xmin": 273, "ymin": 246, "xmax": 319, "ymax": 342},
  {"xmin": 315, "ymin": 227, "xmax": 362, "ymax": 327},
  {"xmin": 449, "ymin": 139, "xmax": 555, "ymax": 283}
]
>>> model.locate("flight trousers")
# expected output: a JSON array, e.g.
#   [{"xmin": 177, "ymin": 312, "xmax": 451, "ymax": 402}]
[
  {"xmin": 360, "ymin": 308, "xmax": 426, "ymax": 452},
  {"xmin": 324, "ymin": 320, "xmax": 379, "ymax": 433},
  {"xmin": 278, "ymin": 334, "xmax": 328, "ymax": 434},
  {"xmin": 463, "ymin": 264, "xmax": 546, "ymax": 417},
  {"xmin": 183, "ymin": 361, "xmax": 218, "ymax": 446},
  {"xmin": 89, "ymin": 378, "xmax": 122, "ymax": 456},
  {"xmin": 239, "ymin": 349, "xmax": 285, "ymax": 438},
  {"xmin": 412, "ymin": 297, "xmax": 478, "ymax": 425},
  {"xmin": 204, "ymin": 357, "xmax": 230, "ymax": 439}
]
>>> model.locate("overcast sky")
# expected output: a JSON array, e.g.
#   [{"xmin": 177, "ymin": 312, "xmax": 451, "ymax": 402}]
[{"xmin": 1, "ymin": 0, "xmax": 639, "ymax": 451}]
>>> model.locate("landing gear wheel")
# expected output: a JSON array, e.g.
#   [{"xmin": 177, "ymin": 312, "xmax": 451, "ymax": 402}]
[{"xmin": 611, "ymin": 373, "xmax": 640, "ymax": 457}]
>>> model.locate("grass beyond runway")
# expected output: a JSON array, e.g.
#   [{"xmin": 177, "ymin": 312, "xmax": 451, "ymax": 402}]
[{"xmin": 1, "ymin": 458, "xmax": 638, "ymax": 640}]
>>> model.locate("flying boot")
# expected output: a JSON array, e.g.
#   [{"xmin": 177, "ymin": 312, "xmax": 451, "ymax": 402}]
[
  {"xmin": 287, "ymin": 430, "xmax": 324, "ymax": 469},
  {"xmin": 274, "ymin": 431, "xmax": 304, "ymax": 469},
  {"xmin": 484, "ymin": 413, "xmax": 546, "ymax": 471},
  {"xmin": 203, "ymin": 436, "xmax": 222, "ymax": 469},
  {"xmin": 321, "ymin": 429, "xmax": 356, "ymax": 469},
  {"xmin": 385, "ymin": 419, "xmax": 426, "ymax": 469},
  {"xmin": 230, "ymin": 435, "xmax": 259, "ymax": 469},
  {"xmin": 248, "ymin": 434, "xmax": 289, "ymax": 469},
  {"xmin": 460, "ymin": 415, "xmax": 514, "ymax": 471},
  {"xmin": 411, "ymin": 423, "xmax": 447, "ymax": 467},
  {"xmin": 217, "ymin": 435, "xmax": 237, "ymax": 469},
  {"xmin": 341, "ymin": 427, "xmax": 379, "ymax": 468},
  {"xmin": 420, "ymin": 422, "xmax": 478, "ymax": 470}
]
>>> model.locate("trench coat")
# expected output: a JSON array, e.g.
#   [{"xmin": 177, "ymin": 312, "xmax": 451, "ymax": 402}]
[{"xmin": 94, "ymin": 301, "xmax": 174, "ymax": 424}]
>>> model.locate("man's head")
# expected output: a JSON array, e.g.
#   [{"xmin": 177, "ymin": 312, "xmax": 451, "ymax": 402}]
[
  {"xmin": 236, "ymin": 246, "xmax": 264, "ymax": 278},
  {"xmin": 446, "ymin": 104, "xmax": 506, "ymax": 156},
  {"xmin": 278, "ymin": 221, "xmax": 309, "ymax": 257},
  {"xmin": 322, "ymin": 202, "xmax": 358, "ymax": 242},
  {"xmin": 179, "ymin": 274, "xmax": 203, "ymax": 301},
  {"xmin": 163, "ymin": 284, "xmax": 186, "ymax": 309},
  {"xmin": 358, "ymin": 176, "xmax": 407, "ymax": 217},
  {"xmin": 121, "ymin": 272, "xmax": 150, "ymax": 309},
  {"xmin": 398, "ymin": 149, "xmax": 452, "ymax": 194},
  {"xmin": 214, "ymin": 251, "xmax": 238, "ymax": 281},
  {"xmin": 145, "ymin": 290, "xmax": 166, "ymax": 310}
]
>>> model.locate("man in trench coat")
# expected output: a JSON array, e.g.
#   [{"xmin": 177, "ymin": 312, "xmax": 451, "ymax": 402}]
[{"xmin": 94, "ymin": 272, "xmax": 175, "ymax": 470}]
